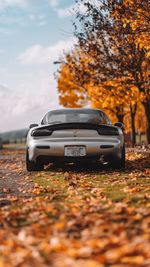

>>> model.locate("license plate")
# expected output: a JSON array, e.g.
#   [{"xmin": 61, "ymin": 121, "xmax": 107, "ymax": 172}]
[{"xmin": 65, "ymin": 146, "xmax": 86, "ymax": 157}]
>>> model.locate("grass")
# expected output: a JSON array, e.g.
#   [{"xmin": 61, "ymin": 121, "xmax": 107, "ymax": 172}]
[
  {"xmin": 3, "ymin": 143, "xmax": 26, "ymax": 150},
  {"xmin": 33, "ymin": 172, "xmax": 69, "ymax": 201},
  {"xmin": 32, "ymin": 166, "xmax": 150, "ymax": 208}
]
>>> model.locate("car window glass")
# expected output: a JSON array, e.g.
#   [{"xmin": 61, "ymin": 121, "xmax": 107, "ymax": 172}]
[
  {"xmin": 41, "ymin": 115, "xmax": 47, "ymax": 125},
  {"xmin": 45, "ymin": 111, "xmax": 109, "ymax": 125}
]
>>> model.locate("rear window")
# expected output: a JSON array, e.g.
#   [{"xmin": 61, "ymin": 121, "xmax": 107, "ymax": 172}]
[{"xmin": 41, "ymin": 110, "xmax": 111, "ymax": 125}]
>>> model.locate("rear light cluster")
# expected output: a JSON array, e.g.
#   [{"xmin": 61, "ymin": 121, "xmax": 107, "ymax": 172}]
[
  {"xmin": 98, "ymin": 127, "xmax": 119, "ymax": 136},
  {"xmin": 31, "ymin": 129, "xmax": 53, "ymax": 137},
  {"xmin": 31, "ymin": 125, "xmax": 119, "ymax": 137}
]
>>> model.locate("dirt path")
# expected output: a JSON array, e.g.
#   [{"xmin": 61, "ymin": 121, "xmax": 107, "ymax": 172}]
[{"xmin": 0, "ymin": 149, "xmax": 33, "ymax": 198}]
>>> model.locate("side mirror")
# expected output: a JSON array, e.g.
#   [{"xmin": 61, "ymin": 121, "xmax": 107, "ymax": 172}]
[
  {"xmin": 114, "ymin": 122, "xmax": 125, "ymax": 130},
  {"xmin": 29, "ymin": 124, "xmax": 38, "ymax": 129}
]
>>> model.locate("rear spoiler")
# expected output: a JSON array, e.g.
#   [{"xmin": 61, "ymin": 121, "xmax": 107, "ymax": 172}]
[{"xmin": 31, "ymin": 123, "xmax": 120, "ymax": 137}]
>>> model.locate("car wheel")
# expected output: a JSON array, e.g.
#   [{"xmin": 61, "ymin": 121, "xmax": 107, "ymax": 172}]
[
  {"xmin": 110, "ymin": 145, "xmax": 125, "ymax": 170},
  {"xmin": 26, "ymin": 150, "xmax": 44, "ymax": 172}
]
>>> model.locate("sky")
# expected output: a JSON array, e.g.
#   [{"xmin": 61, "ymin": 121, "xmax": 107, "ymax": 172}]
[{"xmin": 0, "ymin": 0, "xmax": 78, "ymax": 132}]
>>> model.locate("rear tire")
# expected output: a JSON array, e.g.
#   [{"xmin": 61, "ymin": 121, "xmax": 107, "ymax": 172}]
[
  {"xmin": 110, "ymin": 145, "xmax": 125, "ymax": 170},
  {"xmin": 26, "ymin": 150, "xmax": 44, "ymax": 172}
]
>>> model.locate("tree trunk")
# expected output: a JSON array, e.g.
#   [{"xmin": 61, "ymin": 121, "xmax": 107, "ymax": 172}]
[
  {"xmin": 116, "ymin": 106, "xmax": 125, "ymax": 123},
  {"xmin": 130, "ymin": 104, "xmax": 137, "ymax": 147},
  {"xmin": 143, "ymin": 101, "xmax": 150, "ymax": 144},
  {"xmin": 116, "ymin": 114, "xmax": 124, "ymax": 123}
]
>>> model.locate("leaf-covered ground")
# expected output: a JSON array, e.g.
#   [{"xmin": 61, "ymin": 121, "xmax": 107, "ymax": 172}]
[{"xmin": 0, "ymin": 148, "xmax": 150, "ymax": 267}]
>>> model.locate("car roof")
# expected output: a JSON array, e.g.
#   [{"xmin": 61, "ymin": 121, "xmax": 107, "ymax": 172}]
[{"xmin": 47, "ymin": 108, "xmax": 104, "ymax": 113}]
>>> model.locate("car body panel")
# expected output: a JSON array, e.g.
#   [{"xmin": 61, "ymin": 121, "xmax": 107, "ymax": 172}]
[{"xmin": 26, "ymin": 108, "xmax": 124, "ymax": 164}]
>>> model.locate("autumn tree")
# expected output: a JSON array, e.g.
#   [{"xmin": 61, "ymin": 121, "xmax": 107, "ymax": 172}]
[
  {"xmin": 56, "ymin": 0, "xmax": 149, "ymax": 144},
  {"xmin": 57, "ymin": 46, "xmax": 129, "ymax": 123},
  {"xmin": 57, "ymin": 47, "xmax": 141, "ymax": 145},
  {"xmin": 73, "ymin": 0, "xmax": 150, "ymax": 143},
  {"xmin": 57, "ymin": 52, "xmax": 88, "ymax": 108},
  {"xmin": 112, "ymin": 0, "xmax": 150, "ymax": 142}
]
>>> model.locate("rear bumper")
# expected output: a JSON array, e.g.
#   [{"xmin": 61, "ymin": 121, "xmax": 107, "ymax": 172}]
[{"xmin": 27, "ymin": 138, "xmax": 123, "ymax": 162}]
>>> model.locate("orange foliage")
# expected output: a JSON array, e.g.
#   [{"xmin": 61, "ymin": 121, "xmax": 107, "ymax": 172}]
[{"xmin": 56, "ymin": 0, "xmax": 149, "ymax": 142}]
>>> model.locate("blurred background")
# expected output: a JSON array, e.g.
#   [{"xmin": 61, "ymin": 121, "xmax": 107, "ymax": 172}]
[
  {"xmin": 0, "ymin": 0, "xmax": 149, "ymax": 148},
  {"xmin": 0, "ymin": 0, "xmax": 76, "ymax": 148}
]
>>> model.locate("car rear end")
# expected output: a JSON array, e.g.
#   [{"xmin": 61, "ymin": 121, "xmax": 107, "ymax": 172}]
[{"xmin": 27, "ymin": 122, "xmax": 124, "ymax": 164}]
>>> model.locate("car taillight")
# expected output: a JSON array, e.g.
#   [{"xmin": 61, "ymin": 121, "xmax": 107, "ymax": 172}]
[
  {"xmin": 31, "ymin": 129, "xmax": 53, "ymax": 137},
  {"xmin": 98, "ymin": 127, "xmax": 119, "ymax": 136}
]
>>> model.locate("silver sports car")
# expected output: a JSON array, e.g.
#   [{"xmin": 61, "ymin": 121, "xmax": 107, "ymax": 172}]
[{"xmin": 26, "ymin": 108, "xmax": 125, "ymax": 171}]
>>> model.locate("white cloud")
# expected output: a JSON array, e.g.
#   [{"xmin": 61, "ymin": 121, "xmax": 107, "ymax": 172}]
[
  {"xmin": 56, "ymin": 2, "xmax": 87, "ymax": 18},
  {"xmin": 0, "ymin": 0, "xmax": 28, "ymax": 9},
  {"xmin": 57, "ymin": 4, "xmax": 75, "ymax": 18},
  {"xmin": 49, "ymin": 0, "xmax": 59, "ymax": 7},
  {"xmin": 48, "ymin": 0, "xmax": 87, "ymax": 18},
  {"xmin": 28, "ymin": 14, "xmax": 47, "ymax": 26},
  {"xmin": 0, "ymin": 76, "xmax": 60, "ymax": 131},
  {"xmin": 19, "ymin": 38, "xmax": 76, "ymax": 65}
]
